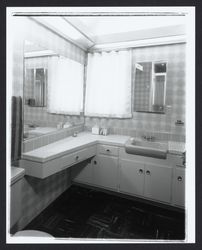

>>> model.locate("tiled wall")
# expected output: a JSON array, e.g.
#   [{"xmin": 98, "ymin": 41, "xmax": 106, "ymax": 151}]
[
  {"xmin": 85, "ymin": 43, "xmax": 186, "ymax": 142},
  {"xmin": 134, "ymin": 62, "xmax": 152, "ymax": 112},
  {"xmin": 10, "ymin": 17, "xmax": 86, "ymax": 231},
  {"xmin": 23, "ymin": 124, "xmax": 84, "ymax": 153},
  {"xmin": 13, "ymin": 168, "xmax": 71, "ymax": 232},
  {"xmin": 12, "ymin": 17, "xmax": 86, "ymax": 125}
]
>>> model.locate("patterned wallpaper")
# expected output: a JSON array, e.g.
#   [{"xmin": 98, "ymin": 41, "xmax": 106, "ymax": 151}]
[{"xmin": 85, "ymin": 43, "xmax": 186, "ymax": 142}]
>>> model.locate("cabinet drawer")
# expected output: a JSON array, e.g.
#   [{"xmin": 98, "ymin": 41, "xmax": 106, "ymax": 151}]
[
  {"xmin": 60, "ymin": 146, "xmax": 96, "ymax": 170},
  {"xmin": 97, "ymin": 144, "xmax": 119, "ymax": 156},
  {"xmin": 22, "ymin": 146, "xmax": 96, "ymax": 179}
]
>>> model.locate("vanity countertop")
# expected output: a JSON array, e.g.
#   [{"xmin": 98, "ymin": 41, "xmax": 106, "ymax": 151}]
[
  {"xmin": 22, "ymin": 132, "xmax": 185, "ymax": 163},
  {"xmin": 22, "ymin": 132, "xmax": 130, "ymax": 163}
]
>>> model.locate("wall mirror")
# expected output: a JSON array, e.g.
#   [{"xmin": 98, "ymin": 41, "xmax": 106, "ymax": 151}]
[
  {"xmin": 23, "ymin": 40, "xmax": 84, "ymax": 141},
  {"xmin": 134, "ymin": 61, "xmax": 167, "ymax": 113}
]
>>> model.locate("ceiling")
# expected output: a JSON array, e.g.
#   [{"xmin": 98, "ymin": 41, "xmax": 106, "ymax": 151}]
[{"xmin": 32, "ymin": 16, "xmax": 186, "ymax": 51}]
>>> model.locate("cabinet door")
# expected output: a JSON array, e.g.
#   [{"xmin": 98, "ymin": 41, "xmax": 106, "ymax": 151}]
[
  {"xmin": 93, "ymin": 155, "xmax": 118, "ymax": 191},
  {"xmin": 119, "ymin": 159, "xmax": 145, "ymax": 197},
  {"xmin": 144, "ymin": 163, "xmax": 172, "ymax": 203},
  {"xmin": 71, "ymin": 159, "xmax": 94, "ymax": 185},
  {"xmin": 173, "ymin": 167, "xmax": 185, "ymax": 207}
]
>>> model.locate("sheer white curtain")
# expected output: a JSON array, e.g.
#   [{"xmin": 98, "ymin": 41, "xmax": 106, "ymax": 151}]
[
  {"xmin": 47, "ymin": 56, "xmax": 84, "ymax": 115},
  {"xmin": 85, "ymin": 50, "xmax": 132, "ymax": 118}
]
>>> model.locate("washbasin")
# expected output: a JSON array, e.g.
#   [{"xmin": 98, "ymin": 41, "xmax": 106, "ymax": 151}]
[{"xmin": 125, "ymin": 138, "xmax": 168, "ymax": 159}]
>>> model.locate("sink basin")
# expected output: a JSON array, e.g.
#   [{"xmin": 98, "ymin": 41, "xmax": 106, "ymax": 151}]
[{"xmin": 125, "ymin": 138, "xmax": 168, "ymax": 159}]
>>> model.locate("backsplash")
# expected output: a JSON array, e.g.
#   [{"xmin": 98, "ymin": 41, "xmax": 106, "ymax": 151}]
[
  {"xmin": 23, "ymin": 124, "xmax": 84, "ymax": 152},
  {"xmin": 85, "ymin": 43, "xmax": 186, "ymax": 142}
]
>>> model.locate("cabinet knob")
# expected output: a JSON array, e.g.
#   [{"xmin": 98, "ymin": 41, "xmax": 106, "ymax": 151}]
[
  {"xmin": 177, "ymin": 176, "xmax": 182, "ymax": 181},
  {"xmin": 75, "ymin": 156, "xmax": 79, "ymax": 161},
  {"xmin": 146, "ymin": 170, "xmax": 151, "ymax": 175},
  {"xmin": 139, "ymin": 169, "xmax": 143, "ymax": 174},
  {"xmin": 94, "ymin": 160, "xmax": 97, "ymax": 165},
  {"xmin": 106, "ymin": 149, "xmax": 110, "ymax": 152}
]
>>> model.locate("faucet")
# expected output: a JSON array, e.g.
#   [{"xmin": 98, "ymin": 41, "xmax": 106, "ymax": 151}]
[{"xmin": 142, "ymin": 135, "xmax": 155, "ymax": 141}]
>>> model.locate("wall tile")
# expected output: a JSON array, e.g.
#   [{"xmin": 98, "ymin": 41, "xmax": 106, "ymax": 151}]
[
  {"xmin": 17, "ymin": 168, "xmax": 71, "ymax": 231},
  {"xmin": 84, "ymin": 43, "xmax": 185, "ymax": 142}
]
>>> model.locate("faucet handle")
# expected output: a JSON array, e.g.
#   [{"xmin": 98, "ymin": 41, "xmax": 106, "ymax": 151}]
[{"xmin": 142, "ymin": 135, "xmax": 155, "ymax": 141}]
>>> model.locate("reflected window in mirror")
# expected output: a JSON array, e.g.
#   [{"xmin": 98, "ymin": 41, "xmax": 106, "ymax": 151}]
[
  {"xmin": 25, "ymin": 68, "xmax": 47, "ymax": 107},
  {"xmin": 152, "ymin": 62, "xmax": 167, "ymax": 112},
  {"xmin": 134, "ymin": 61, "xmax": 167, "ymax": 114}
]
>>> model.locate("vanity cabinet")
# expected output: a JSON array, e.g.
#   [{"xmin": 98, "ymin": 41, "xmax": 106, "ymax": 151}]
[
  {"xmin": 93, "ymin": 144, "xmax": 119, "ymax": 191},
  {"xmin": 93, "ymin": 154, "xmax": 119, "ymax": 191},
  {"xmin": 119, "ymin": 159, "xmax": 145, "ymax": 197},
  {"xmin": 144, "ymin": 163, "xmax": 172, "ymax": 203},
  {"xmin": 21, "ymin": 145, "xmax": 96, "ymax": 179},
  {"xmin": 120, "ymin": 159, "xmax": 172, "ymax": 204},
  {"xmin": 172, "ymin": 166, "xmax": 185, "ymax": 207},
  {"xmin": 21, "ymin": 134, "xmax": 185, "ymax": 209},
  {"xmin": 72, "ymin": 144, "xmax": 119, "ymax": 191}
]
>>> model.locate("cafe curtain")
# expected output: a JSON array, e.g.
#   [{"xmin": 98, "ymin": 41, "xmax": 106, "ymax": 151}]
[
  {"xmin": 85, "ymin": 50, "xmax": 132, "ymax": 118},
  {"xmin": 47, "ymin": 56, "xmax": 84, "ymax": 115}
]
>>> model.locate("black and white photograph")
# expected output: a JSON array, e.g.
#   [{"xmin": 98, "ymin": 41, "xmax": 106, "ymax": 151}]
[{"xmin": 6, "ymin": 6, "xmax": 195, "ymax": 244}]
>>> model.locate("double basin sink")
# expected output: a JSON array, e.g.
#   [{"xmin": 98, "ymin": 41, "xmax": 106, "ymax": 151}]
[{"xmin": 125, "ymin": 137, "xmax": 168, "ymax": 159}]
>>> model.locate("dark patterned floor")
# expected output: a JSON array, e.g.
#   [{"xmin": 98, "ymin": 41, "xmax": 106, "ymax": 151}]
[{"xmin": 24, "ymin": 185, "xmax": 185, "ymax": 239}]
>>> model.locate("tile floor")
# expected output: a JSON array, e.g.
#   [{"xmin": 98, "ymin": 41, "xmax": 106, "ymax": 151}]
[{"xmin": 24, "ymin": 185, "xmax": 185, "ymax": 240}]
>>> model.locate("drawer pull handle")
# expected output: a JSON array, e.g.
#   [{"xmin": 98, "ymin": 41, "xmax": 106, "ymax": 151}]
[
  {"xmin": 146, "ymin": 170, "xmax": 151, "ymax": 175},
  {"xmin": 139, "ymin": 169, "xmax": 143, "ymax": 174},
  {"xmin": 106, "ymin": 149, "xmax": 110, "ymax": 152},
  {"xmin": 75, "ymin": 156, "xmax": 79, "ymax": 161},
  {"xmin": 94, "ymin": 160, "xmax": 97, "ymax": 165},
  {"xmin": 178, "ymin": 176, "xmax": 182, "ymax": 181}
]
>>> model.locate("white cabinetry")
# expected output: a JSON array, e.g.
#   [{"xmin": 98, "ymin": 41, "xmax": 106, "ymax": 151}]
[
  {"xmin": 93, "ymin": 144, "xmax": 119, "ymax": 191},
  {"xmin": 120, "ymin": 159, "xmax": 172, "ymax": 204},
  {"xmin": 119, "ymin": 148, "xmax": 179, "ymax": 205},
  {"xmin": 172, "ymin": 167, "xmax": 185, "ymax": 207},
  {"xmin": 21, "ymin": 145, "xmax": 96, "ymax": 179},
  {"xmin": 144, "ymin": 163, "xmax": 172, "ymax": 203},
  {"xmin": 93, "ymin": 154, "xmax": 118, "ymax": 191},
  {"xmin": 120, "ymin": 159, "xmax": 144, "ymax": 197}
]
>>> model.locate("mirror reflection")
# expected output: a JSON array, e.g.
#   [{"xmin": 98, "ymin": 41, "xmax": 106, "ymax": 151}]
[
  {"xmin": 25, "ymin": 68, "xmax": 47, "ymax": 107},
  {"xmin": 23, "ymin": 40, "xmax": 84, "ymax": 140},
  {"xmin": 134, "ymin": 61, "xmax": 167, "ymax": 113}
]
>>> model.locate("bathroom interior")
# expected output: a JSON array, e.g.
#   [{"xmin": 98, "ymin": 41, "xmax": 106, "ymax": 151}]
[{"xmin": 8, "ymin": 8, "xmax": 191, "ymax": 242}]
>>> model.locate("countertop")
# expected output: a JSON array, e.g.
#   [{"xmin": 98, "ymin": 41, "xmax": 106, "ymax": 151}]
[
  {"xmin": 22, "ymin": 132, "xmax": 130, "ymax": 163},
  {"xmin": 22, "ymin": 132, "xmax": 185, "ymax": 163}
]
